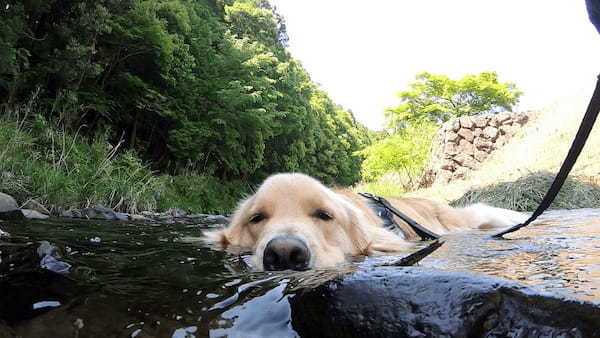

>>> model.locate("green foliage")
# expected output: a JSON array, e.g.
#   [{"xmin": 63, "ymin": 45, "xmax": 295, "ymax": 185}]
[
  {"xmin": 386, "ymin": 72, "xmax": 522, "ymax": 131},
  {"xmin": 357, "ymin": 120, "xmax": 437, "ymax": 186},
  {"xmin": 157, "ymin": 172, "xmax": 245, "ymax": 214},
  {"xmin": 0, "ymin": 0, "xmax": 369, "ymax": 198},
  {"xmin": 0, "ymin": 111, "xmax": 163, "ymax": 212},
  {"xmin": 0, "ymin": 110, "xmax": 249, "ymax": 213}
]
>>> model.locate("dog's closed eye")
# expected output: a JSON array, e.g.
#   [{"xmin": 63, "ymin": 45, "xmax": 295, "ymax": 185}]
[
  {"xmin": 313, "ymin": 209, "xmax": 333, "ymax": 221},
  {"xmin": 249, "ymin": 213, "xmax": 266, "ymax": 223}
]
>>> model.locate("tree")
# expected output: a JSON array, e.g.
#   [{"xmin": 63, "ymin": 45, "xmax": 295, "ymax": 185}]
[
  {"xmin": 385, "ymin": 72, "xmax": 521, "ymax": 132},
  {"xmin": 0, "ymin": 0, "xmax": 369, "ymax": 187},
  {"xmin": 356, "ymin": 120, "xmax": 436, "ymax": 184}
]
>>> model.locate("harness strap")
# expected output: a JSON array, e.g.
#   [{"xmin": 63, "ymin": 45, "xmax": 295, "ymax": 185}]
[
  {"xmin": 359, "ymin": 192, "xmax": 440, "ymax": 240},
  {"xmin": 492, "ymin": 74, "xmax": 600, "ymax": 238}
]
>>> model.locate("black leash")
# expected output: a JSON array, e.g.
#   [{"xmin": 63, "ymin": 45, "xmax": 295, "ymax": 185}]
[
  {"xmin": 492, "ymin": 74, "xmax": 600, "ymax": 238},
  {"xmin": 359, "ymin": 192, "xmax": 440, "ymax": 240}
]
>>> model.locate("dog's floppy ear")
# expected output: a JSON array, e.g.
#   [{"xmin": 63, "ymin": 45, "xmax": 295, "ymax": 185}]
[
  {"xmin": 202, "ymin": 195, "xmax": 255, "ymax": 247},
  {"xmin": 202, "ymin": 228, "xmax": 229, "ymax": 246},
  {"xmin": 338, "ymin": 200, "xmax": 371, "ymax": 256}
]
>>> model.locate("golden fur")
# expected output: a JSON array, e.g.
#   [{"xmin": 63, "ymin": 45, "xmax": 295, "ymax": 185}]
[{"xmin": 204, "ymin": 173, "xmax": 526, "ymax": 270}]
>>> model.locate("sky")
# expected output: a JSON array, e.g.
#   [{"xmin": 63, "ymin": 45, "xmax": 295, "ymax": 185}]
[{"xmin": 268, "ymin": 0, "xmax": 600, "ymax": 130}]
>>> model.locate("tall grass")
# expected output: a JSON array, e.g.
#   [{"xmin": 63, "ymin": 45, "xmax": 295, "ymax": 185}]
[
  {"xmin": 0, "ymin": 102, "xmax": 245, "ymax": 214},
  {"xmin": 0, "ymin": 108, "xmax": 162, "ymax": 213}
]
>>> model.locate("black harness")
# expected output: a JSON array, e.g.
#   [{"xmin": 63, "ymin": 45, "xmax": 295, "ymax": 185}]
[{"xmin": 359, "ymin": 192, "xmax": 440, "ymax": 241}]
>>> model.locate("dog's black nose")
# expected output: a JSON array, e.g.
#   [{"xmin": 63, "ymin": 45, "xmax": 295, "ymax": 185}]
[{"xmin": 263, "ymin": 235, "xmax": 311, "ymax": 271}]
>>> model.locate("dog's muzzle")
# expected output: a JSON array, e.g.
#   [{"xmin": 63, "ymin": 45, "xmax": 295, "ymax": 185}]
[{"xmin": 262, "ymin": 235, "xmax": 311, "ymax": 271}]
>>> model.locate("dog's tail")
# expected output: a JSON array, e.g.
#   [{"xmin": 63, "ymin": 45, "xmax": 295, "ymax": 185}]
[{"xmin": 462, "ymin": 204, "xmax": 528, "ymax": 230}]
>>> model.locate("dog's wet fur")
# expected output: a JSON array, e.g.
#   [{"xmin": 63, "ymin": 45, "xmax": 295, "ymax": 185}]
[{"xmin": 204, "ymin": 173, "xmax": 526, "ymax": 271}]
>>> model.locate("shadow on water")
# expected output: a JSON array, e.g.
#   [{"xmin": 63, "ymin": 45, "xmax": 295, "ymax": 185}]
[
  {"xmin": 0, "ymin": 218, "xmax": 351, "ymax": 337},
  {"xmin": 1, "ymin": 208, "xmax": 600, "ymax": 336}
]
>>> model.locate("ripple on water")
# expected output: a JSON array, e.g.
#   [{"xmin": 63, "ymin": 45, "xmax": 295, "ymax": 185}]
[{"xmin": 1, "ymin": 208, "xmax": 600, "ymax": 336}]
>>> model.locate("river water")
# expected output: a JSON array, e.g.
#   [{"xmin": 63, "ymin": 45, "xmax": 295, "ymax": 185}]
[{"xmin": 1, "ymin": 208, "xmax": 599, "ymax": 336}]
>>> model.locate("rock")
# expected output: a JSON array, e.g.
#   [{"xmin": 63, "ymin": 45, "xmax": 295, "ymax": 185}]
[
  {"xmin": 290, "ymin": 268, "xmax": 600, "ymax": 337},
  {"xmin": 61, "ymin": 209, "xmax": 77, "ymax": 218},
  {"xmin": 473, "ymin": 138, "xmax": 493, "ymax": 151},
  {"xmin": 0, "ymin": 228, "xmax": 10, "ymax": 239},
  {"xmin": 444, "ymin": 143, "xmax": 458, "ymax": 155},
  {"xmin": 450, "ymin": 119, "xmax": 460, "ymax": 132},
  {"xmin": 473, "ymin": 127, "xmax": 483, "ymax": 138},
  {"xmin": 445, "ymin": 132, "xmax": 459, "ymax": 143},
  {"xmin": 129, "ymin": 214, "xmax": 151, "ymax": 222},
  {"xmin": 488, "ymin": 115, "xmax": 499, "ymax": 127},
  {"xmin": 170, "ymin": 209, "xmax": 187, "ymax": 217},
  {"xmin": 515, "ymin": 113, "xmax": 529, "ymax": 125},
  {"xmin": 459, "ymin": 116, "xmax": 473, "ymax": 129},
  {"xmin": 454, "ymin": 154, "xmax": 477, "ymax": 169},
  {"xmin": 457, "ymin": 139, "xmax": 475, "ymax": 155},
  {"xmin": 483, "ymin": 126, "xmax": 499, "ymax": 140},
  {"xmin": 112, "ymin": 212, "xmax": 128, "ymax": 221},
  {"xmin": 497, "ymin": 112, "xmax": 511, "ymax": 123},
  {"xmin": 187, "ymin": 214, "xmax": 210, "ymax": 219},
  {"xmin": 457, "ymin": 128, "xmax": 474, "ymax": 142},
  {"xmin": 0, "ymin": 193, "xmax": 24, "ymax": 221},
  {"xmin": 0, "ymin": 193, "xmax": 18, "ymax": 213},
  {"xmin": 37, "ymin": 241, "xmax": 71, "ymax": 275},
  {"xmin": 21, "ymin": 210, "xmax": 50, "ymax": 220},
  {"xmin": 473, "ymin": 115, "xmax": 488, "ymax": 128},
  {"xmin": 205, "ymin": 215, "xmax": 230, "ymax": 224},
  {"xmin": 140, "ymin": 210, "xmax": 159, "ymax": 217},
  {"xmin": 21, "ymin": 199, "xmax": 50, "ymax": 216}
]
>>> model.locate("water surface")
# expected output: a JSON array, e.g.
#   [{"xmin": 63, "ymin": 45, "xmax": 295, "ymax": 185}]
[{"xmin": 1, "ymin": 208, "xmax": 599, "ymax": 336}]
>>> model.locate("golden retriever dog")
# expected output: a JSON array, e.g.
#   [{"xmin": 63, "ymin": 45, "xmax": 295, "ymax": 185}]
[{"xmin": 204, "ymin": 173, "xmax": 526, "ymax": 271}]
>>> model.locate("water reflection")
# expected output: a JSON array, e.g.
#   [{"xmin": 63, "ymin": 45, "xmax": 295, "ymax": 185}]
[
  {"xmin": 392, "ymin": 209, "xmax": 600, "ymax": 302},
  {"xmin": 2, "ymin": 208, "xmax": 599, "ymax": 336}
]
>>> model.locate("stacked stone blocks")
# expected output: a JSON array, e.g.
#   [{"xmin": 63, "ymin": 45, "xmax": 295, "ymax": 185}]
[{"xmin": 428, "ymin": 112, "xmax": 530, "ymax": 185}]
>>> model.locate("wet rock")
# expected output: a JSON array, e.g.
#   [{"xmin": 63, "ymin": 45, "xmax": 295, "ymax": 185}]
[
  {"xmin": 114, "ymin": 212, "xmax": 129, "ymax": 221},
  {"xmin": 37, "ymin": 241, "xmax": 71, "ymax": 275},
  {"xmin": 129, "ymin": 214, "xmax": 151, "ymax": 222},
  {"xmin": 21, "ymin": 209, "xmax": 50, "ymax": 220},
  {"xmin": 291, "ymin": 268, "xmax": 600, "ymax": 337},
  {"xmin": 170, "ymin": 209, "xmax": 188, "ymax": 217},
  {"xmin": 61, "ymin": 205, "xmax": 128, "ymax": 221},
  {"xmin": 0, "ymin": 228, "xmax": 9, "ymax": 238},
  {"xmin": 21, "ymin": 199, "xmax": 50, "ymax": 216},
  {"xmin": 0, "ymin": 193, "xmax": 24, "ymax": 221},
  {"xmin": 205, "ymin": 215, "xmax": 230, "ymax": 224},
  {"xmin": 0, "ymin": 193, "xmax": 18, "ymax": 212}
]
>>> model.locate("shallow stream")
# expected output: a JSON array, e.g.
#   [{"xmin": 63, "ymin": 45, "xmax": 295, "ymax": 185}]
[{"xmin": 1, "ymin": 208, "xmax": 599, "ymax": 336}]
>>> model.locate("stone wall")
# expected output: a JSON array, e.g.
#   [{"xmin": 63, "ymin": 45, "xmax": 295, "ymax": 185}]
[{"xmin": 422, "ymin": 112, "xmax": 531, "ymax": 186}]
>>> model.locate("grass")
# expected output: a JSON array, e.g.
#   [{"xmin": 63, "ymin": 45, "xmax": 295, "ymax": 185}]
[
  {"xmin": 0, "ymin": 103, "xmax": 245, "ymax": 215},
  {"xmin": 357, "ymin": 86, "xmax": 600, "ymax": 211}
]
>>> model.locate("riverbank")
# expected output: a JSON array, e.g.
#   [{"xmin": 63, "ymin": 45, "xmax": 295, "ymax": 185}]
[
  {"xmin": 0, "ymin": 109, "xmax": 245, "ymax": 216},
  {"xmin": 358, "ymin": 90, "xmax": 600, "ymax": 211}
]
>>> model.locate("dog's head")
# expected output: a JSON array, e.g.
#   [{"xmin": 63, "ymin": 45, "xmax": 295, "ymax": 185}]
[{"xmin": 204, "ymin": 173, "xmax": 372, "ymax": 270}]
